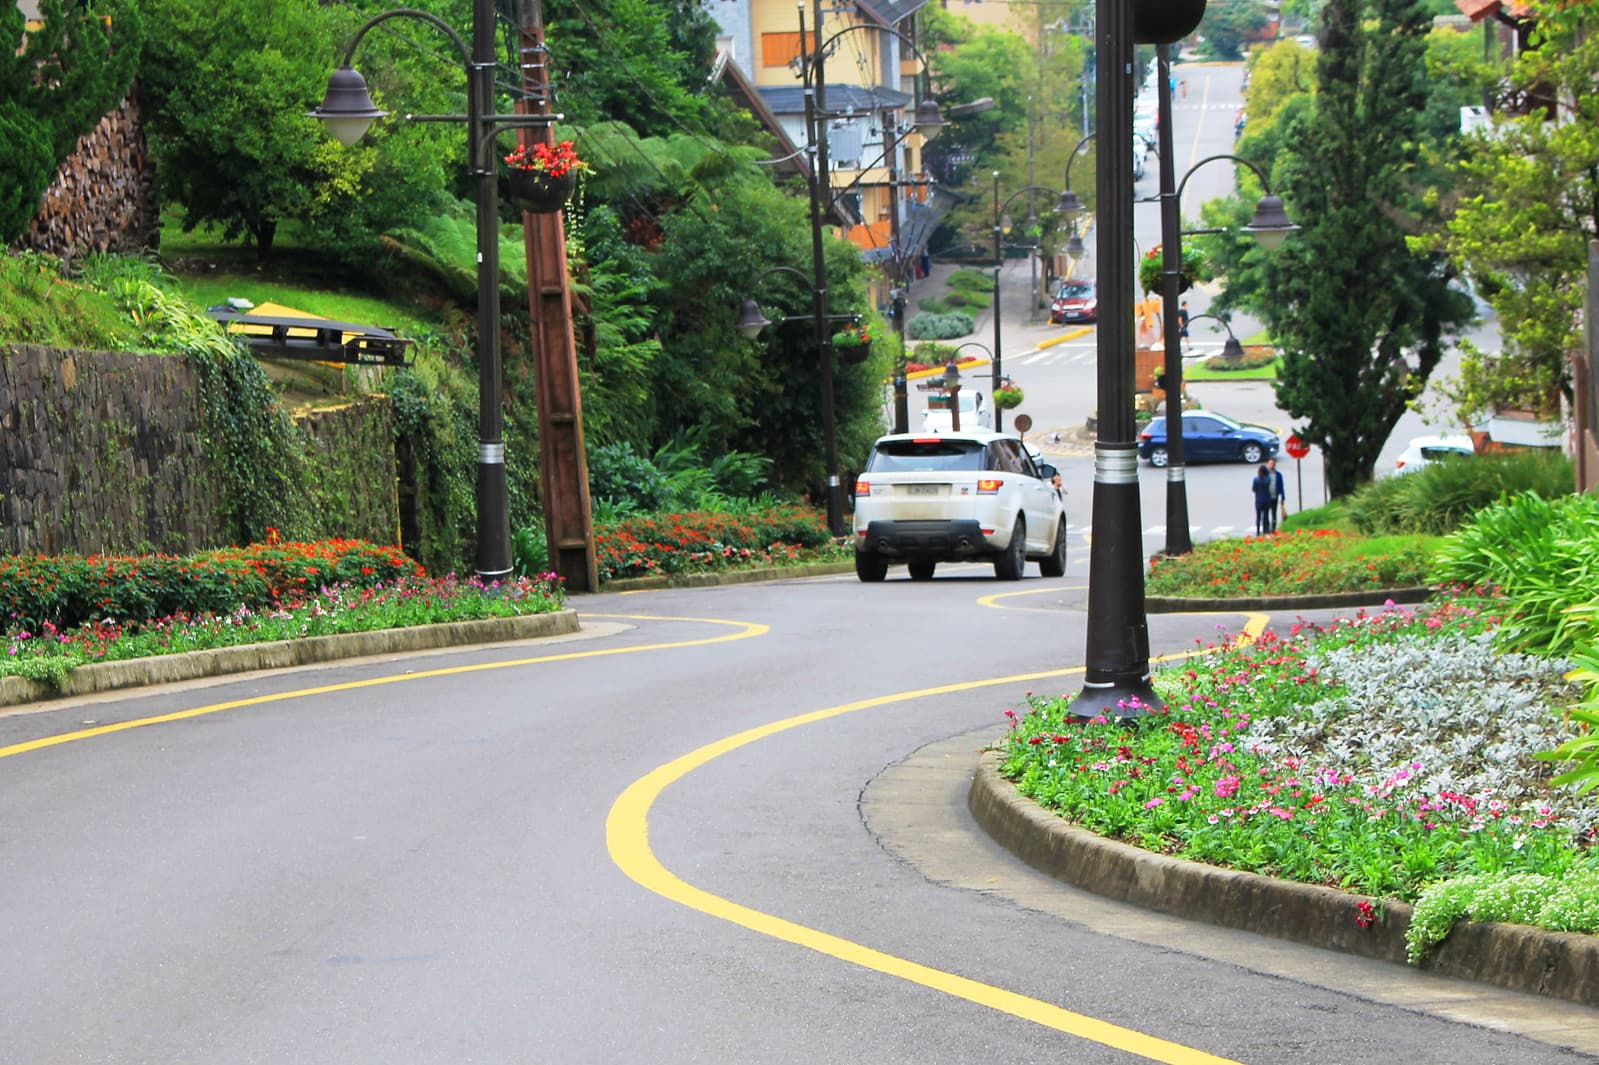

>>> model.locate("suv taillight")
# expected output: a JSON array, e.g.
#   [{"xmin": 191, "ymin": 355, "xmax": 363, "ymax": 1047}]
[
  {"xmin": 1139, "ymin": 430, "xmax": 1152, "ymax": 442},
  {"xmin": 854, "ymin": 479, "xmax": 871, "ymax": 496},
  {"xmin": 976, "ymin": 478, "xmax": 1002, "ymax": 495}
]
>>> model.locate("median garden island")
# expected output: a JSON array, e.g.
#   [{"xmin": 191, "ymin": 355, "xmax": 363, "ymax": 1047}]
[{"xmin": 1001, "ymin": 462, "xmax": 1599, "ymax": 966}]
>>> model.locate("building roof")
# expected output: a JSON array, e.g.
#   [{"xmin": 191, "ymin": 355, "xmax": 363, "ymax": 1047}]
[
  {"xmin": 1454, "ymin": 0, "xmax": 1533, "ymax": 20},
  {"xmin": 715, "ymin": 57, "xmax": 810, "ymax": 183},
  {"xmin": 757, "ymin": 84, "xmax": 913, "ymax": 118},
  {"xmin": 855, "ymin": 0, "xmax": 929, "ymax": 29}
]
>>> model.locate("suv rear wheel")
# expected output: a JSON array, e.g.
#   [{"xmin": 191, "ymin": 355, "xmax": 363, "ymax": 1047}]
[
  {"xmin": 855, "ymin": 552, "xmax": 888, "ymax": 583},
  {"xmin": 993, "ymin": 517, "xmax": 1026, "ymax": 581}
]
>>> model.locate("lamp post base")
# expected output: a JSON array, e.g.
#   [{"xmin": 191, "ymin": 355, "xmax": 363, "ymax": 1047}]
[{"xmin": 1067, "ymin": 677, "xmax": 1162, "ymax": 720}]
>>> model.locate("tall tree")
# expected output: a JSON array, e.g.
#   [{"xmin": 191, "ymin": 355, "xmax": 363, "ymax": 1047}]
[
  {"xmin": 1431, "ymin": 0, "xmax": 1599, "ymax": 424},
  {"xmin": 1247, "ymin": 0, "xmax": 1472, "ymax": 495}
]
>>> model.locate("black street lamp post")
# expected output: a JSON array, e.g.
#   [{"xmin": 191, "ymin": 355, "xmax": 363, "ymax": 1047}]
[
  {"xmin": 992, "ymin": 175, "xmax": 1068, "ymax": 434},
  {"xmin": 1149, "ymin": 42, "xmax": 1298, "ymax": 558},
  {"xmin": 308, "ymin": 2, "xmax": 556, "ymax": 580},
  {"xmin": 1066, "ymin": 0, "xmax": 1206, "ymax": 721}
]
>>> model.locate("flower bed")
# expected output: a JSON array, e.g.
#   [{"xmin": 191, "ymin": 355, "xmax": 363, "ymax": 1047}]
[
  {"xmin": 1145, "ymin": 529, "xmax": 1436, "ymax": 598},
  {"xmin": 1, "ymin": 534, "xmax": 420, "ymax": 633},
  {"xmin": 1000, "ymin": 597, "xmax": 1597, "ymax": 959},
  {"xmin": 593, "ymin": 505, "xmax": 846, "ymax": 581}
]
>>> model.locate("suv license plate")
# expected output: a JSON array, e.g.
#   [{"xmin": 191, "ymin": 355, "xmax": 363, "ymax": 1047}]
[{"xmin": 907, "ymin": 484, "xmax": 941, "ymax": 496}]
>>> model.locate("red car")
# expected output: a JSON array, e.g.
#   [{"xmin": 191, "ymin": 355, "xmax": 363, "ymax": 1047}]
[{"xmin": 1049, "ymin": 279, "xmax": 1098, "ymax": 324}]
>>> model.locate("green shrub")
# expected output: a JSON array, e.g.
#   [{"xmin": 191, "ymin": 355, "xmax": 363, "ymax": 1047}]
[
  {"xmin": 948, "ymin": 289, "xmax": 994, "ymax": 311},
  {"xmin": 917, "ymin": 296, "xmax": 954, "ymax": 314},
  {"xmin": 1429, "ymin": 491, "xmax": 1599, "ymax": 655},
  {"xmin": 1346, "ymin": 449, "xmax": 1575, "ymax": 536},
  {"xmin": 946, "ymin": 268, "xmax": 996, "ymax": 294},
  {"xmin": 907, "ymin": 312, "xmax": 975, "ymax": 340},
  {"xmin": 1202, "ymin": 350, "xmax": 1278, "ymax": 372}
]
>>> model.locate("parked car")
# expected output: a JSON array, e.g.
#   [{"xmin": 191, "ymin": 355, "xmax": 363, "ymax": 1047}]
[
  {"xmin": 851, "ymin": 431, "xmax": 1067, "ymax": 582},
  {"xmin": 921, "ymin": 390, "xmax": 990, "ymax": 433},
  {"xmin": 1049, "ymin": 279, "xmax": 1098, "ymax": 324},
  {"xmin": 1394, "ymin": 434, "xmax": 1475, "ymax": 474},
  {"xmin": 1137, "ymin": 410, "xmax": 1281, "ymax": 467}
]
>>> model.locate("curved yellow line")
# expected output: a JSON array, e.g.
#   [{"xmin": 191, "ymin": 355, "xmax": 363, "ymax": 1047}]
[
  {"xmin": 0, "ymin": 614, "xmax": 766, "ymax": 760},
  {"xmin": 607, "ymin": 658, "xmax": 1246, "ymax": 1064},
  {"xmin": 976, "ymin": 584, "xmax": 1088, "ymax": 610}
]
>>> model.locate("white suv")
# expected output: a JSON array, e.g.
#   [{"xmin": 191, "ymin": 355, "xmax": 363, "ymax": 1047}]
[{"xmin": 851, "ymin": 431, "xmax": 1068, "ymax": 582}]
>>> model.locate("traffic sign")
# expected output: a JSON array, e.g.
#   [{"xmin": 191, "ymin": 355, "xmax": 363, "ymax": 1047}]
[
  {"xmin": 1013, "ymin": 413, "xmax": 1033, "ymax": 434},
  {"xmin": 1285, "ymin": 434, "xmax": 1310, "ymax": 459}
]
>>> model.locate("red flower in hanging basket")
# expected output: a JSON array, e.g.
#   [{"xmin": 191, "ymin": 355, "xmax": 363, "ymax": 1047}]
[
  {"xmin": 831, "ymin": 322, "xmax": 871, "ymax": 347},
  {"xmin": 503, "ymin": 140, "xmax": 588, "ymax": 178}
]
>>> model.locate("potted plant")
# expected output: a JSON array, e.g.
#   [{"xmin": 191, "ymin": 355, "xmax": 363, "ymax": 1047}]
[
  {"xmin": 1139, "ymin": 243, "xmax": 1208, "ymax": 295},
  {"xmin": 993, "ymin": 383, "xmax": 1025, "ymax": 410},
  {"xmin": 831, "ymin": 321, "xmax": 872, "ymax": 364},
  {"xmin": 504, "ymin": 140, "xmax": 588, "ymax": 214}
]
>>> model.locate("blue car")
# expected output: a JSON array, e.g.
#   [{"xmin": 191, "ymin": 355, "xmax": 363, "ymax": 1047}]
[{"xmin": 1137, "ymin": 410, "xmax": 1280, "ymax": 468}]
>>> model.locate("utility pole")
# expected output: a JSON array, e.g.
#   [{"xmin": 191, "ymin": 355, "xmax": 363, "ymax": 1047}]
[{"xmin": 515, "ymin": 0, "xmax": 598, "ymax": 591}]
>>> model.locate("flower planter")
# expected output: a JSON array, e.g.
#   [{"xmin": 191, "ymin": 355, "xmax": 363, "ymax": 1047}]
[{"xmin": 506, "ymin": 168, "xmax": 577, "ymax": 214}]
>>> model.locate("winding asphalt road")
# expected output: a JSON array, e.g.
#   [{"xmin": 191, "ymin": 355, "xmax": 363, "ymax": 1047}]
[{"xmin": 4, "ymin": 572, "xmax": 1596, "ymax": 1064}]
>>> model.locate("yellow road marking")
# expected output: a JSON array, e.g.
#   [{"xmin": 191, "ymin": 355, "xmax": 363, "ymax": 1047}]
[
  {"xmin": 609, "ymin": 613, "xmax": 1270, "ymax": 1064},
  {"xmin": 0, "ymin": 615, "xmax": 765, "ymax": 760},
  {"xmin": 7, "ymin": 606, "xmax": 1269, "ymax": 1062}
]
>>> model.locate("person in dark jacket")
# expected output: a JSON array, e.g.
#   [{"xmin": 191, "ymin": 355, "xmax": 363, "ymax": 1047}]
[{"xmin": 1252, "ymin": 464, "xmax": 1275, "ymax": 536}]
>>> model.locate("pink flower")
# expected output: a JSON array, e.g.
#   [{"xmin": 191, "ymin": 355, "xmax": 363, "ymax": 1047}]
[
  {"xmin": 1214, "ymin": 775, "xmax": 1241, "ymax": 799},
  {"xmin": 1144, "ymin": 797, "xmax": 1165, "ymax": 809}
]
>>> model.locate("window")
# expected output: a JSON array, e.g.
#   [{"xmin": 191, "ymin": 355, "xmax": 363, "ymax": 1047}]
[
  {"xmin": 867, "ymin": 439, "xmax": 985, "ymax": 473},
  {"xmin": 761, "ymin": 32, "xmax": 804, "ymax": 68}
]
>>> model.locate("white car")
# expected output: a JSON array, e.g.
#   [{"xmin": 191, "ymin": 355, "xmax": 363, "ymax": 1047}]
[
  {"xmin": 851, "ymin": 430, "xmax": 1067, "ymax": 582},
  {"xmin": 920, "ymin": 390, "xmax": 991, "ymax": 433},
  {"xmin": 1394, "ymin": 434, "xmax": 1475, "ymax": 474}
]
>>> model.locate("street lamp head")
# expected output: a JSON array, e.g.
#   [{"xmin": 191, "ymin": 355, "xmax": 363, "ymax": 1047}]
[
  {"xmin": 913, "ymin": 99, "xmax": 947, "ymax": 141},
  {"xmin": 1057, "ymin": 188, "xmax": 1085, "ymax": 216},
  {"xmin": 1221, "ymin": 335, "xmax": 1245, "ymax": 360},
  {"xmin": 308, "ymin": 65, "xmax": 388, "ymax": 146},
  {"xmin": 942, "ymin": 360, "xmax": 961, "ymax": 391},
  {"xmin": 1242, "ymin": 194, "xmax": 1299, "ymax": 251},
  {"xmin": 1065, "ymin": 232, "xmax": 1086, "ymax": 260},
  {"xmin": 735, "ymin": 299, "xmax": 772, "ymax": 339}
]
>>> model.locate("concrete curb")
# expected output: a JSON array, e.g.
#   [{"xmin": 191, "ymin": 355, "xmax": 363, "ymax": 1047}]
[
  {"xmin": 1145, "ymin": 586, "xmax": 1433, "ymax": 614},
  {"xmin": 0, "ymin": 610, "xmax": 580, "ymax": 707},
  {"xmin": 600, "ymin": 560, "xmax": 854, "ymax": 593},
  {"xmin": 969, "ymin": 748, "xmax": 1599, "ymax": 1010}
]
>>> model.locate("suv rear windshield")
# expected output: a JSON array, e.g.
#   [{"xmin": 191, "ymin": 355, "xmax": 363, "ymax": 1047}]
[{"xmin": 866, "ymin": 439, "xmax": 987, "ymax": 472}]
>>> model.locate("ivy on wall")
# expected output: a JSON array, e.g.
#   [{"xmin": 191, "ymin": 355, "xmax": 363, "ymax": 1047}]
[{"xmin": 111, "ymin": 279, "xmax": 315, "ymax": 543}]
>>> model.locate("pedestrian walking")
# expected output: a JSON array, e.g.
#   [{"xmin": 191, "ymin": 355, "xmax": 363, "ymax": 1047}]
[
  {"xmin": 1177, "ymin": 301, "xmax": 1190, "ymax": 352},
  {"xmin": 1267, "ymin": 457, "xmax": 1287, "ymax": 528},
  {"xmin": 1251, "ymin": 464, "xmax": 1275, "ymax": 536}
]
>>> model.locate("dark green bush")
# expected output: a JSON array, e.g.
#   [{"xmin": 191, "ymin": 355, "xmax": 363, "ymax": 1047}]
[
  {"xmin": 907, "ymin": 312, "xmax": 976, "ymax": 340},
  {"xmin": 1346, "ymin": 449, "xmax": 1575, "ymax": 535}
]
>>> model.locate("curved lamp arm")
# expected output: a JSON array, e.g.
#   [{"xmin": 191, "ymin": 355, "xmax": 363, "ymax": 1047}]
[
  {"xmin": 1172, "ymin": 154, "xmax": 1300, "ymax": 250},
  {"xmin": 1057, "ymin": 132, "xmax": 1097, "ymax": 215},
  {"xmin": 1183, "ymin": 313, "xmax": 1244, "ymax": 359}
]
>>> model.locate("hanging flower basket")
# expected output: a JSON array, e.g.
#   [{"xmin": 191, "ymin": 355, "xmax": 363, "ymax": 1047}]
[
  {"xmin": 1139, "ymin": 243, "xmax": 1208, "ymax": 295},
  {"xmin": 503, "ymin": 140, "xmax": 587, "ymax": 214},
  {"xmin": 831, "ymin": 321, "xmax": 872, "ymax": 364},
  {"xmin": 993, "ymin": 384, "xmax": 1025, "ymax": 410}
]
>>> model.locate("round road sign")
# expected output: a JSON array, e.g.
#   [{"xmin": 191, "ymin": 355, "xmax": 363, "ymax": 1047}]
[
  {"xmin": 1285, "ymin": 434, "xmax": 1310, "ymax": 459},
  {"xmin": 1013, "ymin": 413, "xmax": 1033, "ymax": 434}
]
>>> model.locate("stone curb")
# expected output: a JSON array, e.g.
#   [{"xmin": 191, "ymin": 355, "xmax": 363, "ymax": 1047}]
[
  {"xmin": 0, "ymin": 610, "xmax": 580, "ymax": 707},
  {"xmin": 599, "ymin": 560, "xmax": 854, "ymax": 593},
  {"xmin": 1145, "ymin": 586, "xmax": 1433, "ymax": 614},
  {"xmin": 968, "ymin": 748, "xmax": 1599, "ymax": 1010}
]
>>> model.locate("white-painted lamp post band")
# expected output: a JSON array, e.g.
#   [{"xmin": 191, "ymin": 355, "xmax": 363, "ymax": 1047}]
[
  {"xmin": 479, "ymin": 443, "xmax": 505, "ymax": 464},
  {"xmin": 1093, "ymin": 445, "xmax": 1140, "ymax": 485}
]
